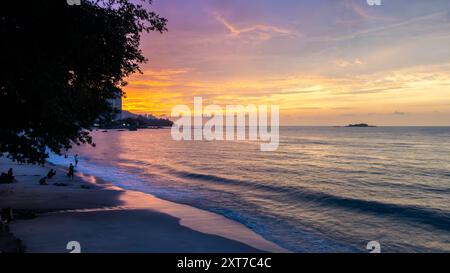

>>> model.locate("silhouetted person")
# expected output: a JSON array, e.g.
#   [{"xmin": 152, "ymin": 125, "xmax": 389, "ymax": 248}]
[
  {"xmin": 47, "ymin": 169, "xmax": 56, "ymax": 179},
  {"xmin": 0, "ymin": 208, "xmax": 13, "ymax": 224},
  {"xmin": 39, "ymin": 177, "xmax": 48, "ymax": 185},
  {"xmin": 74, "ymin": 154, "xmax": 79, "ymax": 167},
  {"xmin": 0, "ymin": 168, "xmax": 14, "ymax": 184},
  {"xmin": 67, "ymin": 164, "xmax": 75, "ymax": 180}
]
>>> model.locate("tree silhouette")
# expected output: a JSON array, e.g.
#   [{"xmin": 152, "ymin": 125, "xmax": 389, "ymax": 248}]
[{"xmin": 0, "ymin": 0, "xmax": 167, "ymax": 164}]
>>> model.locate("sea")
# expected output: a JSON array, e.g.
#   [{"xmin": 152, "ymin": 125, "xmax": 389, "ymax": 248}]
[{"xmin": 48, "ymin": 126, "xmax": 450, "ymax": 252}]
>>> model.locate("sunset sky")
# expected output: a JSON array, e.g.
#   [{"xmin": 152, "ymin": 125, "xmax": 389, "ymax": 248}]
[{"xmin": 123, "ymin": 0, "xmax": 450, "ymax": 125}]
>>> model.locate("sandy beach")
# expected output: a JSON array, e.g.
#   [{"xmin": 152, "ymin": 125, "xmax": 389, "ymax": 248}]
[{"xmin": 0, "ymin": 158, "xmax": 286, "ymax": 253}]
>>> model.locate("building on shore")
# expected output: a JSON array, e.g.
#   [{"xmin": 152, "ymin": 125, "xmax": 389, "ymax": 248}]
[{"xmin": 108, "ymin": 96, "xmax": 123, "ymax": 121}]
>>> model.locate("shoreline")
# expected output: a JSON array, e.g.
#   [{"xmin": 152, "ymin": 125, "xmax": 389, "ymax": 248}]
[{"xmin": 0, "ymin": 158, "xmax": 287, "ymax": 253}]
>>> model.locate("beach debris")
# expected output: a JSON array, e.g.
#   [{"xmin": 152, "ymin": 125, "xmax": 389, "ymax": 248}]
[
  {"xmin": 80, "ymin": 185, "xmax": 91, "ymax": 190},
  {"xmin": 54, "ymin": 183, "xmax": 69, "ymax": 187}
]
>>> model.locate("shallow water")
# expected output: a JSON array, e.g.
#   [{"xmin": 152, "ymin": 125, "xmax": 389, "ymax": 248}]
[{"xmin": 49, "ymin": 127, "xmax": 450, "ymax": 252}]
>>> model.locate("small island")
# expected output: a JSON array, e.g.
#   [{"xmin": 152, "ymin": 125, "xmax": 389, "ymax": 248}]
[{"xmin": 346, "ymin": 123, "xmax": 376, "ymax": 128}]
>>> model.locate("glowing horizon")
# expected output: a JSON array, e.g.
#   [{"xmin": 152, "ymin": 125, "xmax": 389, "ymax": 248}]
[{"xmin": 123, "ymin": 0, "xmax": 450, "ymax": 126}]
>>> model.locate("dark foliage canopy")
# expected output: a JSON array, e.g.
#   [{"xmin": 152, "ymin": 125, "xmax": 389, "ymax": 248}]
[{"xmin": 0, "ymin": 0, "xmax": 167, "ymax": 164}]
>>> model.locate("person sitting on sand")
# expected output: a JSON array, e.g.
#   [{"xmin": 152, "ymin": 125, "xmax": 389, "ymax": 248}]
[
  {"xmin": 47, "ymin": 169, "xmax": 56, "ymax": 179},
  {"xmin": 0, "ymin": 168, "xmax": 14, "ymax": 184},
  {"xmin": 0, "ymin": 208, "xmax": 13, "ymax": 224},
  {"xmin": 67, "ymin": 164, "xmax": 75, "ymax": 181},
  {"xmin": 0, "ymin": 173, "xmax": 10, "ymax": 183},
  {"xmin": 39, "ymin": 177, "xmax": 48, "ymax": 186}
]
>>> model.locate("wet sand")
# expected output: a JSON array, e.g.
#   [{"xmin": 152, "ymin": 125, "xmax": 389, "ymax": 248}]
[{"xmin": 0, "ymin": 158, "xmax": 287, "ymax": 253}]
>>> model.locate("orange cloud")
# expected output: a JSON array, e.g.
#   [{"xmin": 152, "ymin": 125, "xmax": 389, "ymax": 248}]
[
  {"xmin": 123, "ymin": 63, "xmax": 450, "ymax": 123},
  {"xmin": 213, "ymin": 12, "xmax": 299, "ymax": 40}
]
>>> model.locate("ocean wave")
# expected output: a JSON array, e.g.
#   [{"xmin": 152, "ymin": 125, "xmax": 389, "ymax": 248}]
[{"xmin": 169, "ymin": 169, "xmax": 450, "ymax": 232}]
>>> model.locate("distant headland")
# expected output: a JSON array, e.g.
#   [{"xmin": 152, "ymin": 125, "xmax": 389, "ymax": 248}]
[{"xmin": 95, "ymin": 110, "xmax": 173, "ymax": 131}]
